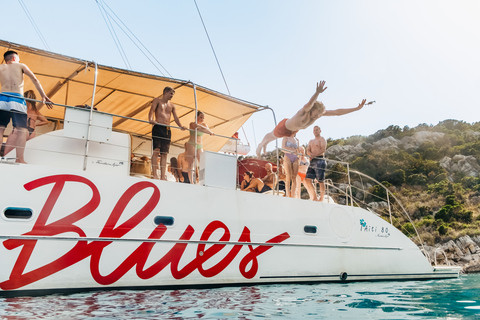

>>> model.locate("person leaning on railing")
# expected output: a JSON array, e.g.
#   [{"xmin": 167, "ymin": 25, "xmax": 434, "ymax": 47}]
[
  {"xmin": 0, "ymin": 50, "xmax": 53, "ymax": 163},
  {"xmin": 185, "ymin": 111, "xmax": 214, "ymax": 184}
]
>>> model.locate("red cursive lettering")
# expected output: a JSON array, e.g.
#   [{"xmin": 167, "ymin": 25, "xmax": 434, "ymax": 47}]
[{"xmin": 0, "ymin": 175, "xmax": 290, "ymax": 290}]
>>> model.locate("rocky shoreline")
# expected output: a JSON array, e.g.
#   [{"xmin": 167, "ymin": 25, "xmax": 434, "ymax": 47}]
[{"xmin": 422, "ymin": 235, "xmax": 480, "ymax": 273}]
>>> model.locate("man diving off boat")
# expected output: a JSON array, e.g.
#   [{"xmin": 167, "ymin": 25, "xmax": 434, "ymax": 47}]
[
  {"xmin": 256, "ymin": 81, "xmax": 367, "ymax": 156},
  {"xmin": 0, "ymin": 50, "xmax": 53, "ymax": 163},
  {"xmin": 148, "ymin": 86, "xmax": 187, "ymax": 180}
]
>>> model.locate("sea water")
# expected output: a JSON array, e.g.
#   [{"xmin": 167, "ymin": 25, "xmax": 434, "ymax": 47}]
[{"xmin": 1, "ymin": 274, "xmax": 479, "ymax": 319}]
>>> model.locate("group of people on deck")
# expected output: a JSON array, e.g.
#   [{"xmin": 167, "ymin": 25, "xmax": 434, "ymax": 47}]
[
  {"xmin": 1, "ymin": 50, "xmax": 368, "ymax": 201},
  {"xmin": 148, "ymin": 86, "xmax": 214, "ymax": 183}
]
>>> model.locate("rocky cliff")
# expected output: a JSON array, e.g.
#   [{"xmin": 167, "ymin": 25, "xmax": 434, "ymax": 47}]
[{"xmin": 422, "ymin": 235, "xmax": 480, "ymax": 273}]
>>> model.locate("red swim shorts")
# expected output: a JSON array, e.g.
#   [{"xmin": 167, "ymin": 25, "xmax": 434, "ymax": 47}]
[{"xmin": 273, "ymin": 118, "xmax": 298, "ymax": 138}]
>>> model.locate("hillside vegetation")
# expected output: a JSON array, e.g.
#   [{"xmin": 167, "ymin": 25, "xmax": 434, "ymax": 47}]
[{"xmin": 325, "ymin": 119, "xmax": 480, "ymax": 245}]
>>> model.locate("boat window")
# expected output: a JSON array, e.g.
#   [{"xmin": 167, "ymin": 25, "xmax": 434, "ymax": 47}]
[
  {"xmin": 4, "ymin": 207, "xmax": 33, "ymax": 220},
  {"xmin": 154, "ymin": 216, "xmax": 174, "ymax": 226},
  {"xmin": 304, "ymin": 225, "xmax": 317, "ymax": 234}
]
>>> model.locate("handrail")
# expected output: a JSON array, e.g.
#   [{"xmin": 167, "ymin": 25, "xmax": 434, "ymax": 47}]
[
  {"xmin": 0, "ymin": 93, "xmax": 237, "ymax": 142},
  {"xmin": 83, "ymin": 61, "xmax": 98, "ymax": 171},
  {"xmin": 434, "ymin": 247, "xmax": 450, "ymax": 266},
  {"xmin": 313, "ymin": 158, "xmax": 424, "ymax": 250}
]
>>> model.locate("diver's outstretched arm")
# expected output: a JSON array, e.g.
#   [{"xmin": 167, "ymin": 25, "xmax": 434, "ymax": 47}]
[
  {"xmin": 302, "ymin": 81, "xmax": 327, "ymax": 113},
  {"xmin": 323, "ymin": 99, "xmax": 366, "ymax": 116}
]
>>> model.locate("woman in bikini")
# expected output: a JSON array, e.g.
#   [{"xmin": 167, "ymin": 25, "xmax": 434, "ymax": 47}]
[
  {"xmin": 282, "ymin": 134, "xmax": 299, "ymax": 198},
  {"xmin": 241, "ymin": 171, "xmax": 266, "ymax": 193},
  {"xmin": 295, "ymin": 146, "xmax": 310, "ymax": 199},
  {"xmin": 24, "ymin": 90, "xmax": 48, "ymax": 140},
  {"xmin": 185, "ymin": 111, "xmax": 214, "ymax": 184},
  {"xmin": 3, "ymin": 90, "xmax": 48, "ymax": 156}
]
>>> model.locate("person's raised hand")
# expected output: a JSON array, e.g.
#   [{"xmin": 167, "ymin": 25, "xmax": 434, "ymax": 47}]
[
  {"xmin": 357, "ymin": 99, "xmax": 367, "ymax": 110},
  {"xmin": 316, "ymin": 81, "xmax": 327, "ymax": 94}
]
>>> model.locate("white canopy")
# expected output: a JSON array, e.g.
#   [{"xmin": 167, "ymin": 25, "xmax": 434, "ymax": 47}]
[{"xmin": 0, "ymin": 40, "xmax": 264, "ymax": 151}]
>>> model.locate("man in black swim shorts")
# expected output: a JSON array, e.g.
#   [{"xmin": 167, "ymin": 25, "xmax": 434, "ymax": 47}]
[{"xmin": 148, "ymin": 86, "xmax": 186, "ymax": 180}]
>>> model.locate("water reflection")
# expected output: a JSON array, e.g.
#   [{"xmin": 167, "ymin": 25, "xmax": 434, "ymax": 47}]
[{"xmin": 0, "ymin": 275, "xmax": 479, "ymax": 319}]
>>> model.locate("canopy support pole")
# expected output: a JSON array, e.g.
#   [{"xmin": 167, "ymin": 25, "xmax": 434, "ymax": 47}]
[
  {"xmin": 193, "ymin": 83, "xmax": 199, "ymax": 183},
  {"xmin": 83, "ymin": 61, "xmax": 98, "ymax": 171}
]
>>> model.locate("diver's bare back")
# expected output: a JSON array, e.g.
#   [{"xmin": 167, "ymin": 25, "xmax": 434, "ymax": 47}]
[
  {"xmin": 290, "ymin": 109, "xmax": 318, "ymax": 129},
  {"xmin": 0, "ymin": 63, "xmax": 25, "ymax": 93}
]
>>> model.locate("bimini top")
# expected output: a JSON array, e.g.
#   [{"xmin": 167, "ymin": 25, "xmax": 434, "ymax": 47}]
[{"xmin": 0, "ymin": 39, "xmax": 264, "ymax": 152}]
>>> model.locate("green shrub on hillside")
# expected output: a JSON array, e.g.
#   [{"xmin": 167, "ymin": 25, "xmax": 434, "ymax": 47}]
[{"xmin": 407, "ymin": 174, "xmax": 428, "ymax": 186}]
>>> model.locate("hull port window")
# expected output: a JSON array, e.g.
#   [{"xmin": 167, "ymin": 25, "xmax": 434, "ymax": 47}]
[
  {"xmin": 304, "ymin": 225, "xmax": 317, "ymax": 234},
  {"xmin": 154, "ymin": 216, "xmax": 174, "ymax": 226},
  {"xmin": 4, "ymin": 207, "xmax": 33, "ymax": 220}
]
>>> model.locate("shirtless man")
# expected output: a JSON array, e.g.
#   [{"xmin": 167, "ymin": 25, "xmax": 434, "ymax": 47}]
[
  {"xmin": 256, "ymin": 81, "xmax": 367, "ymax": 156},
  {"xmin": 0, "ymin": 50, "xmax": 53, "ymax": 163},
  {"xmin": 304, "ymin": 126, "xmax": 327, "ymax": 201},
  {"xmin": 148, "ymin": 86, "xmax": 186, "ymax": 180},
  {"xmin": 261, "ymin": 163, "xmax": 277, "ymax": 192}
]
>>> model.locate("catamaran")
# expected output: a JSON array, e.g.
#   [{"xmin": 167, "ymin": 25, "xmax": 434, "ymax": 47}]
[{"xmin": 0, "ymin": 40, "xmax": 460, "ymax": 296}]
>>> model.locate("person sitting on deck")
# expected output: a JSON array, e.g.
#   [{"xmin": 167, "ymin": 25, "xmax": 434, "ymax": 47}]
[
  {"xmin": 177, "ymin": 143, "xmax": 190, "ymax": 183},
  {"xmin": 256, "ymin": 80, "xmax": 367, "ymax": 156},
  {"xmin": 168, "ymin": 157, "xmax": 181, "ymax": 182},
  {"xmin": 260, "ymin": 163, "xmax": 277, "ymax": 193},
  {"xmin": 241, "ymin": 171, "xmax": 272, "ymax": 193}
]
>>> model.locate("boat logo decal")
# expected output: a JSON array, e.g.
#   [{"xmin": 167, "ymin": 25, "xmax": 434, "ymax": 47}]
[
  {"xmin": 0, "ymin": 174, "xmax": 290, "ymax": 290},
  {"xmin": 359, "ymin": 218, "xmax": 391, "ymax": 238}
]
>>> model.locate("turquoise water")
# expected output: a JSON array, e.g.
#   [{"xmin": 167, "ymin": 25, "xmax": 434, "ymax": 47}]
[{"xmin": 1, "ymin": 274, "xmax": 479, "ymax": 319}]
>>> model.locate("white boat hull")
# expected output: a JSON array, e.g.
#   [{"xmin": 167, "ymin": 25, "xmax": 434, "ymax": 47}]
[{"xmin": 0, "ymin": 163, "xmax": 459, "ymax": 294}]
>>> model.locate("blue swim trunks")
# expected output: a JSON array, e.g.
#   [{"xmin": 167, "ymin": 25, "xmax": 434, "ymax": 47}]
[
  {"xmin": 0, "ymin": 92, "xmax": 27, "ymax": 113},
  {"xmin": 306, "ymin": 156, "xmax": 326, "ymax": 182},
  {"xmin": 0, "ymin": 92, "xmax": 28, "ymax": 128}
]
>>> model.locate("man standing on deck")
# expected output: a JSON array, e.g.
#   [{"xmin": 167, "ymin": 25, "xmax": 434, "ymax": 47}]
[
  {"xmin": 0, "ymin": 50, "xmax": 53, "ymax": 163},
  {"xmin": 148, "ymin": 86, "xmax": 186, "ymax": 180},
  {"xmin": 304, "ymin": 125, "xmax": 327, "ymax": 201}
]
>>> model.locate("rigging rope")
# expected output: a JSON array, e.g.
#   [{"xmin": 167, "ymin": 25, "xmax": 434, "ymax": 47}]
[
  {"xmin": 241, "ymin": 125, "xmax": 250, "ymax": 146},
  {"xmin": 100, "ymin": 1, "xmax": 172, "ymax": 77},
  {"xmin": 96, "ymin": 0, "xmax": 132, "ymax": 70},
  {"xmin": 17, "ymin": 0, "xmax": 50, "ymax": 50},
  {"xmin": 194, "ymin": 0, "xmax": 231, "ymax": 96}
]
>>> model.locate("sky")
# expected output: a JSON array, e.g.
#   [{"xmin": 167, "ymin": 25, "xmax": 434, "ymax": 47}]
[{"xmin": 1, "ymin": 0, "xmax": 480, "ymax": 154}]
